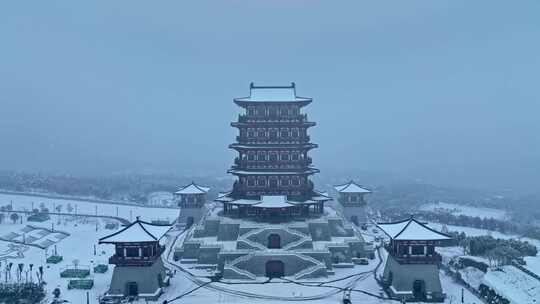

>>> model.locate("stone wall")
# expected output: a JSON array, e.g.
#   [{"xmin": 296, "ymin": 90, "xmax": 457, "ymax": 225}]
[
  {"xmin": 108, "ymin": 258, "xmax": 166, "ymax": 300},
  {"xmin": 382, "ymin": 255, "xmax": 443, "ymax": 299}
]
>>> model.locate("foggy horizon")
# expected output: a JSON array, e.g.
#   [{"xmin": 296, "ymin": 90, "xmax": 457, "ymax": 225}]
[{"xmin": 1, "ymin": 1, "xmax": 539, "ymax": 194}]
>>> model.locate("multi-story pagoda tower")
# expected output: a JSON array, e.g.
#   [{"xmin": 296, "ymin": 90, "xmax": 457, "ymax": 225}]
[
  {"xmin": 216, "ymin": 83, "xmax": 330, "ymax": 218},
  {"xmin": 177, "ymin": 83, "xmax": 370, "ymax": 280},
  {"xmin": 377, "ymin": 218, "xmax": 451, "ymax": 302},
  {"xmin": 228, "ymin": 82, "xmax": 319, "ymax": 200}
]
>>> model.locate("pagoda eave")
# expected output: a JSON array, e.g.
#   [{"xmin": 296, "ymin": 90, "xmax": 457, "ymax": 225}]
[
  {"xmin": 231, "ymin": 121, "xmax": 316, "ymax": 128},
  {"xmin": 227, "ymin": 168, "xmax": 320, "ymax": 175},
  {"xmin": 233, "ymin": 98, "xmax": 312, "ymax": 108},
  {"xmin": 229, "ymin": 143, "xmax": 318, "ymax": 150}
]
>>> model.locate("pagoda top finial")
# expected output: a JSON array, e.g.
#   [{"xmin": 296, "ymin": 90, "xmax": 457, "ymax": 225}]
[{"xmin": 235, "ymin": 82, "xmax": 312, "ymax": 104}]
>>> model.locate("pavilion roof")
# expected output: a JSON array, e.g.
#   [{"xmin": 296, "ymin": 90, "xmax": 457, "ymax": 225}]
[
  {"xmin": 99, "ymin": 219, "xmax": 172, "ymax": 244},
  {"xmin": 376, "ymin": 218, "xmax": 452, "ymax": 241},
  {"xmin": 333, "ymin": 180, "xmax": 371, "ymax": 194},
  {"xmin": 216, "ymin": 194, "xmax": 327, "ymax": 208},
  {"xmin": 253, "ymin": 195, "xmax": 294, "ymax": 208},
  {"xmin": 175, "ymin": 182, "xmax": 210, "ymax": 195},
  {"xmin": 234, "ymin": 83, "xmax": 312, "ymax": 103}
]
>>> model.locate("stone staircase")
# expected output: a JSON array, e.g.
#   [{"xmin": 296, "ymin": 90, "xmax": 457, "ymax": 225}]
[
  {"xmin": 238, "ymin": 226, "xmax": 310, "ymax": 250},
  {"xmin": 227, "ymin": 251, "xmax": 327, "ymax": 280},
  {"xmin": 223, "ymin": 263, "xmax": 257, "ymax": 280}
]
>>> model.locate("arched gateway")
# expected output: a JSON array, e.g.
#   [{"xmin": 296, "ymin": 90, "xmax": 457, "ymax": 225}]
[
  {"xmin": 265, "ymin": 260, "xmax": 285, "ymax": 278},
  {"xmin": 267, "ymin": 234, "xmax": 281, "ymax": 249}
]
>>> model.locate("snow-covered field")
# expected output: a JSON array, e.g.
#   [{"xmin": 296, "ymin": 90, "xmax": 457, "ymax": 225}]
[
  {"xmin": 0, "ymin": 216, "xmax": 117, "ymax": 303},
  {"xmin": 431, "ymin": 222, "xmax": 540, "ymax": 304},
  {"xmin": 420, "ymin": 202, "xmax": 508, "ymax": 220},
  {"xmin": 483, "ymin": 266, "xmax": 540, "ymax": 304},
  {"xmin": 0, "ymin": 193, "xmax": 177, "ymax": 223},
  {"xmin": 0, "ymin": 193, "xmax": 484, "ymax": 303}
]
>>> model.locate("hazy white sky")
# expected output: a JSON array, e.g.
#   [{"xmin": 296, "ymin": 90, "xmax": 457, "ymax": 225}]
[{"xmin": 1, "ymin": 1, "xmax": 539, "ymax": 192}]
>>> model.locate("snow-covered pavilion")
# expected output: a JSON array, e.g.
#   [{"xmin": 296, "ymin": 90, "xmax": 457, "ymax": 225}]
[
  {"xmin": 99, "ymin": 218, "xmax": 172, "ymax": 300},
  {"xmin": 377, "ymin": 217, "xmax": 452, "ymax": 302}
]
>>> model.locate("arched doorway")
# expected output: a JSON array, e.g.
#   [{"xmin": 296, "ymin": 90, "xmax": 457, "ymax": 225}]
[
  {"xmin": 350, "ymin": 216, "xmax": 359, "ymax": 226},
  {"xmin": 157, "ymin": 274, "xmax": 163, "ymax": 287},
  {"xmin": 413, "ymin": 280, "xmax": 426, "ymax": 300},
  {"xmin": 267, "ymin": 234, "xmax": 281, "ymax": 249},
  {"xmin": 265, "ymin": 260, "xmax": 285, "ymax": 278},
  {"xmin": 387, "ymin": 271, "xmax": 393, "ymax": 286},
  {"xmin": 186, "ymin": 216, "xmax": 194, "ymax": 228},
  {"xmin": 126, "ymin": 282, "xmax": 138, "ymax": 296}
]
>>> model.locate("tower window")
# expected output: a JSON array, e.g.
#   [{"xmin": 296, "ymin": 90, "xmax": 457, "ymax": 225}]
[
  {"xmin": 280, "ymin": 154, "xmax": 289, "ymax": 161},
  {"xmin": 257, "ymin": 178, "xmax": 266, "ymax": 186},
  {"xmin": 269, "ymin": 153, "xmax": 278, "ymax": 162},
  {"xmin": 411, "ymin": 245, "xmax": 425, "ymax": 255},
  {"xmin": 247, "ymin": 179, "xmax": 256, "ymax": 187},
  {"xmin": 291, "ymin": 153, "xmax": 299, "ymax": 161}
]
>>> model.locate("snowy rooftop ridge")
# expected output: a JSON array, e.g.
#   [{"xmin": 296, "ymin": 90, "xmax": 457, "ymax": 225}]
[
  {"xmin": 234, "ymin": 82, "xmax": 312, "ymax": 103},
  {"xmin": 175, "ymin": 182, "xmax": 211, "ymax": 195},
  {"xmin": 99, "ymin": 218, "xmax": 172, "ymax": 243},
  {"xmin": 333, "ymin": 180, "xmax": 371, "ymax": 194},
  {"xmin": 376, "ymin": 217, "xmax": 452, "ymax": 241}
]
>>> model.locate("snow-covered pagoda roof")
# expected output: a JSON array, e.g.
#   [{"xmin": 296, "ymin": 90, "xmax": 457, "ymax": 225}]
[
  {"xmin": 312, "ymin": 190, "xmax": 332, "ymax": 201},
  {"xmin": 215, "ymin": 193, "xmax": 330, "ymax": 207},
  {"xmin": 334, "ymin": 181, "xmax": 371, "ymax": 194},
  {"xmin": 254, "ymin": 195, "xmax": 294, "ymax": 208},
  {"xmin": 234, "ymin": 83, "xmax": 312, "ymax": 104},
  {"xmin": 376, "ymin": 218, "xmax": 452, "ymax": 241},
  {"xmin": 99, "ymin": 218, "xmax": 172, "ymax": 244},
  {"xmin": 175, "ymin": 182, "xmax": 210, "ymax": 195}
]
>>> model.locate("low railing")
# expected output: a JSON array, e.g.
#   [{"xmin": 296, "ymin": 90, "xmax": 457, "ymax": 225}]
[
  {"xmin": 237, "ymin": 114, "xmax": 309, "ymax": 123},
  {"xmin": 385, "ymin": 245, "xmax": 442, "ymax": 264},
  {"xmin": 234, "ymin": 136, "xmax": 311, "ymax": 144},
  {"xmin": 109, "ymin": 246, "xmax": 165, "ymax": 266}
]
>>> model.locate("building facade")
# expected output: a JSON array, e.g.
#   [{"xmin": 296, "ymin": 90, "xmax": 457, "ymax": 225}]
[
  {"xmin": 176, "ymin": 84, "xmax": 372, "ymax": 280},
  {"xmin": 333, "ymin": 181, "xmax": 371, "ymax": 226},
  {"xmin": 99, "ymin": 219, "xmax": 172, "ymax": 300},
  {"xmin": 377, "ymin": 218, "xmax": 451, "ymax": 302},
  {"xmin": 175, "ymin": 182, "xmax": 210, "ymax": 227}
]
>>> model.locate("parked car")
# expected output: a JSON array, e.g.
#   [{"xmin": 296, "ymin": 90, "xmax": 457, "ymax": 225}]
[
  {"xmin": 99, "ymin": 296, "xmax": 121, "ymax": 304},
  {"xmin": 358, "ymin": 258, "xmax": 369, "ymax": 265}
]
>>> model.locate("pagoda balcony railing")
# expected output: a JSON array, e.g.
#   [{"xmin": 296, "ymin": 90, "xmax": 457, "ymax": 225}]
[
  {"xmin": 235, "ymin": 136, "xmax": 311, "ymax": 144},
  {"xmin": 384, "ymin": 245, "xmax": 442, "ymax": 264},
  {"xmin": 109, "ymin": 246, "xmax": 165, "ymax": 266},
  {"xmin": 237, "ymin": 114, "xmax": 309, "ymax": 123},
  {"xmin": 233, "ymin": 158, "xmax": 312, "ymax": 167}
]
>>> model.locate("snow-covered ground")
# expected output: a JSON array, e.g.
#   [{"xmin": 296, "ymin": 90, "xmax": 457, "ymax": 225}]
[
  {"xmin": 147, "ymin": 191, "xmax": 175, "ymax": 207},
  {"xmin": 0, "ymin": 193, "xmax": 177, "ymax": 223},
  {"xmin": 0, "ymin": 216, "xmax": 117, "ymax": 303},
  {"xmin": 483, "ymin": 266, "xmax": 540, "ymax": 304},
  {"xmin": 0, "ymin": 194, "xmax": 485, "ymax": 303},
  {"xmin": 420, "ymin": 202, "xmax": 508, "ymax": 220},
  {"xmin": 524, "ymin": 256, "xmax": 540, "ymax": 275},
  {"xmin": 430, "ymin": 222, "xmax": 540, "ymax": 304}
]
